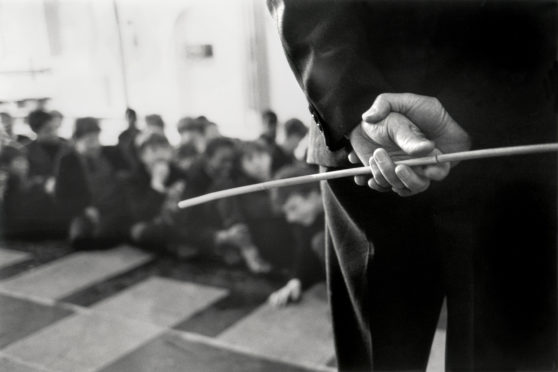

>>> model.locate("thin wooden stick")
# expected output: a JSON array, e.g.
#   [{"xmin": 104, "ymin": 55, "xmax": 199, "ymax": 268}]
[{"xmin": 178, "ymin": 143, "xmax": 558, "ymax": 209}]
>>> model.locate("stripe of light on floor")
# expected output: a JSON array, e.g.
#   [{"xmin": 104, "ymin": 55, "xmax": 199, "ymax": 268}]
[
  {"xmin": 0, "ymin": 245, "xmax": 152, "ymax": 301},
  {"xmin": 426, "ymin": 299, "xmax": 447, "ymax": 372},
  {"xmin": 218, "ymin": 283, "xmax": 335, "ymax": 369},
  {"xmin": 0, "ymin": 248, "xmax": 31, "ymax": 270}
]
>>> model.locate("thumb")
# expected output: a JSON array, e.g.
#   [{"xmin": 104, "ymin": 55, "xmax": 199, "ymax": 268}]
[{"xmin": 363, "ymin": 112, "xmax": 435, "ymax": 156}]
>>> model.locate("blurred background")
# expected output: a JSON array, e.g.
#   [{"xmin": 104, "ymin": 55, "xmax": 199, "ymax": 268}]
[
  {"xmin": 0, "ymin": 0, "xmax": 308, "ymax": 143},
  {"xmin": 0, "ymin": 1, "xmax": 447, "ymax": 371}
]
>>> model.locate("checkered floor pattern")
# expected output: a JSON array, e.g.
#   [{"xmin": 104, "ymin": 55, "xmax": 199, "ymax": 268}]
[{"xmin": 0, "ymin": 241, "xmax": 446, "ymax": 372}]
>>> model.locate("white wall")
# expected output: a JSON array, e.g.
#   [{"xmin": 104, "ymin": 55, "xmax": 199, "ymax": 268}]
[{"xmin": 0, "ymin": 0, "xmax": 311, "ymax": 144}]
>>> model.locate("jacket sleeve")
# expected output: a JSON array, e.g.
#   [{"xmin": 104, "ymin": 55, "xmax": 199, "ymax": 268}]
[
  {"xmin": 55, "ymin": 152, "xmax": 90, "ymax": 219},
  {"xmin": 267, "ymin": 0, "xmax": 390, "ymax": 151}
]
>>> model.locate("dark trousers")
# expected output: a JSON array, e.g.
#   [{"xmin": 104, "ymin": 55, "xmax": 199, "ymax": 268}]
[{"xmin": 322, "ymin": 156, "xmax": 557, "ymax": 372}]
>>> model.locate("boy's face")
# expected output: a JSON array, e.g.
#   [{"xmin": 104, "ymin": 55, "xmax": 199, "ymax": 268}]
[
  {"xmin": 179, "ymin": 130, "xmax": 202, "ymax": 145},
  {"xmin": 75, "ymin": 132, "xmax": 100, "ymax": 156},
  {"xmin": 36, "ymin": 120, "xmax": 58, "ymax": 142},
  {"xmin": 282, "ymin": 190, "xmax": 322, "ymax": 226},
  {"xmin": 140, "ymin": 144, "xmax": 173, "ymax": 169},
  {"xmin": 176, "ymin": 157, "xmax": 195, "ymax": 172},
  {"xmin": 207, "ymin": 146, "xmax": 235, "ymax": 178},
  {"xmin": 241, "ymin": 152, "xmax": 271, "ymax": 181},
  {"xmin": 146, "ymin": 124, "xmax": 164, "ymax": 135}
]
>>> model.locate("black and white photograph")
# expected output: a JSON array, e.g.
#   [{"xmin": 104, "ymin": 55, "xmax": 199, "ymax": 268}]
[{"xmin": 0, "ymin": 1, "xmax": 556, "ymax": 371}]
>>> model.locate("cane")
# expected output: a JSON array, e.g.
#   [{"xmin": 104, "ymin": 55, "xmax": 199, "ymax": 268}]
[{"xmin": 178, "ymin": 143, "xmax": 558, "ymax": 209}]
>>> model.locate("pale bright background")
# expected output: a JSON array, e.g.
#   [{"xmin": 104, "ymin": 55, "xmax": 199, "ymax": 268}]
[{"xmin": 0, "ymin": 0, "xmax": 309, "ymax": 144}]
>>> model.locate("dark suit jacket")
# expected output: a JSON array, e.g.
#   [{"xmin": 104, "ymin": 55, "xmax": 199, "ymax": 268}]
[
  {"xmin": 269, "ymin": 0, "xmax": 557, "ymax": 168},
  {"xmin": 55, "ymin": 146, "xmax": 128, "ymax": 232},
  {"xmin": 268, "ymin": 1, "xmax": 557, "ymax": 370},
  {"xmin": 26, "ymin": 138, "xmax": 70, "ymax": 178}
]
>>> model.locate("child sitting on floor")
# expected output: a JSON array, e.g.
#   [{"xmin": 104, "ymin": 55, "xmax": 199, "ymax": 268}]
[
  {"xmin": 55, "ymin": 117, "xmax": 128, "ymax": 249},
  {"xmin": 0, "ymin": 145, "xmax": 60, "ymax": 239},
  {"xmin": 215, "ymin": 141, "xmax": 296, "ymax": 274},
  {"xmin": 268, "ymin": 164, "xmax": 325, "ymax": 307}
]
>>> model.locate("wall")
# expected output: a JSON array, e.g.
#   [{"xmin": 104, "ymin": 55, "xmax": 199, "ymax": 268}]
[{"xmin": 0, "ymin": 0, "xmax": 310, "ymax": 144}]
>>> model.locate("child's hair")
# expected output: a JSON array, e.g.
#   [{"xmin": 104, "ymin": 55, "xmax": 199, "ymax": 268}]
[
  {"xmin": 272, "ymin": 163, "xmax": 320, "ymax": 206},
  {"xmin": 177, "ymin": 116, "xmax": 205, "ymax": 135},
  {"xmin": 261, "ymin": 109, "xmax": 278, "ymax": 124},
  {"xmin": 176, "ymin": 143, "xmax": 198, "ymax": 159},
  {"xmin": 27, "ymin": 110, "xmax": 53, "ymax": 133},
  {"xmin": 240, "ymin": 140, "xmax": 270, "ymax": 159},
  {"xmin": 125, "ymin": 107, "xmax": 137, "ymax": 121},
  {"xmin": 136, "ymin": 132, "xmax": 171, "ymax": 153},
  {"xmin": 73, "ymin": 117, "xmax": 100, "ymax": 140},
  {"xmin": 145, "ymin": 114, "xmax": 165, "ymax": 129},
  {"xmin": 0, "ymin": 145, "xmax": 25, "ymax": 168},
  {"xmin": 51, "ymin": 110, "xmax": 63, "ymax": 119},
  {"xmin": 204, "ymin": 136, "xmax": 236, "ymax": 158},
  {"xmin": 284, "ymin": 118, "xmax": 308, "ymax": 138}
]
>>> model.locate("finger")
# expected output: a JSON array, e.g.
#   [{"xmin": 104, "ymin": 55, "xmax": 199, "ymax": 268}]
[
  {"xmin": 364, "ymin": 93, "xmax": 470, "ymax": 154},
  {"xmin": 363, "ymin": 93, "xmax": 431, "ymax": 123},
  {"xmin": 277, "ymin": 292, "xmax": 287, "ymax": 307},
  {"xmin": 395, "ymin": 164, "xmax": 431, "ymax": 194},
  {"xmin": 368, "ymin": 156, "xmax": 390, "ymax": 189},
  {"xmin": 422, "ymin": 150, "xmax": 450, "ymax": 181},
  {"xmin": 354, "ymin": 175, "xmax": 367, "ymax": 186},
  {"xmin": 362, "ymin": 113, "xmax": 434, "ymax": 156},
  {"xmin": 269, "ymin": 293, "xmax": 279, "ymax": 307},
  {"xmin": 373, "ymin": 148, "xmax": 406, "ymax": 189},
  {"xmin": 367, "ymin": 178, "xmax": 391, "ymax": 192},
  {"xmin": 384, "ymin": 113, "xmax": 435, "ymax": 156},
  {"xmin": 423, "ymin": 162, "xmax": 450, "ymax": 181},
  {"xmin": 362, "ymin": 93, "xmax": 420, "ymax": 123},
  {"xmin": 348, "ymin": 151, "xmax": 360, "ymax": 164}
]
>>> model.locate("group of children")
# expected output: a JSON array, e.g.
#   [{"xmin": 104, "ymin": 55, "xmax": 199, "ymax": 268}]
[{"xmin": 0, "ymin": 108, "xmax": 324, "ymax": 306}]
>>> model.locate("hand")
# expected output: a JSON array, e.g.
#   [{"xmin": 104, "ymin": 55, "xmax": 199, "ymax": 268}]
[
  {"xmin": 348, "ymin": 93, "xmax": 470, "ymax": 196},
  {"xmin": 130, "ymin": 222, "xmax": 147, "ymax": 241},
  {"xmin": 150, "ymin": 161, "xmax": 169, "ymax": 192},
  {"xmin": 220, "ymin": 224, "xmax": 251, "ymax": 247},
  {"xmin": 84, "ymin": 206, "xmax": 100, "ymax": 225},
  {"xmin": 269, "ymin": 279, "xmax": 302, "ymax": 307},
  {"xmin": 240, "ymin": 245, "xmax": 272, "ymax": 274},
  {"xmin": 44, "ymin": 177, "xmax": 56, "ymax": 195}
]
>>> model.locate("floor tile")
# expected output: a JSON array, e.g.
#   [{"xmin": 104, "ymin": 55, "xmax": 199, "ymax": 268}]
[
  {"xmin": 173, "ymin": 290, "xmax": 268, "ymax": 337},
  {"xmin": 100, "ymin": 331, "xmax": 319, "ymax": 372},
  {"xmin": 93, "ymin": 277, "xmax": 228, "ymax": 327},
  {"xmin": 2, "ymin": 311, "xmax": 161, "ymax": 372},
  {"xmin": 218, "ymin": 283, "xmax": 334, "ymax": 368},
  {"xmin": 426, "ymin": 299, "xmax": 447, "ymax": 372},
  {"xmin": 0, "ymin": 246, "xmax": 152, "ymax": 300},
  {"xmin": 0, "ymin": 294, "xmax": 72, "ymax": 349},
  {"xmin": 0, "ymin": 355, "xmax": 47, "ymax": 372},
  {"xmin": 0, "ymin": 248, "xmax": 30, "ymax": 269}
]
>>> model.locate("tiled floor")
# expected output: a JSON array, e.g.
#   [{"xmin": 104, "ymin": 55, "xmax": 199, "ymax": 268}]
[
  {"xmin": 0, "ymin": 241, "xmax": 339, "ymax": 372},
  {"xmin": 0, "ymin": 241, "xmax": 446, "ymax": 372}
]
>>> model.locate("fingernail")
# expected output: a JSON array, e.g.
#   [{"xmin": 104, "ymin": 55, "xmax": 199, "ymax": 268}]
[
  {"xmin": 398, "ymin": 166, "xmax": 410, "ymax": 177},
  {"xmin": 362, "ymin": 106, "xmax": 377, "ymax": 121},
  {"xmin": 375, "ymin": 149, "xmax": 388, "ymax": 163}
]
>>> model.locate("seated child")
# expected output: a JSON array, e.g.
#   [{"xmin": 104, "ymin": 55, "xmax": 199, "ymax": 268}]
[
  {"xmin": 174, "ymin": 143, "xmax": 199, "ymax": 174},
  {"xmin": 0, "ymin": 145, "xmax": 59, "ymax": 239},
  {"xmin": 281, "ymin": 118, "xmax": 309, "ymax": 162},
  {"xmin": 176, "ymin": 137, "xmax": 266, "ymax": 266},
  {"xmin": 215, "ymin": 141, "xmax": 296, "ymax": 274},
  {"xmin": 55, "ymin": 117, "xmax": 128, "ymax": 249},
  {"xmin": 120, "ymin": 132, "xmax": 189, "ymax": 254},
  {"xmin": 268, "ymin": 164, "xmax": 325, "ymax": 307}
]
